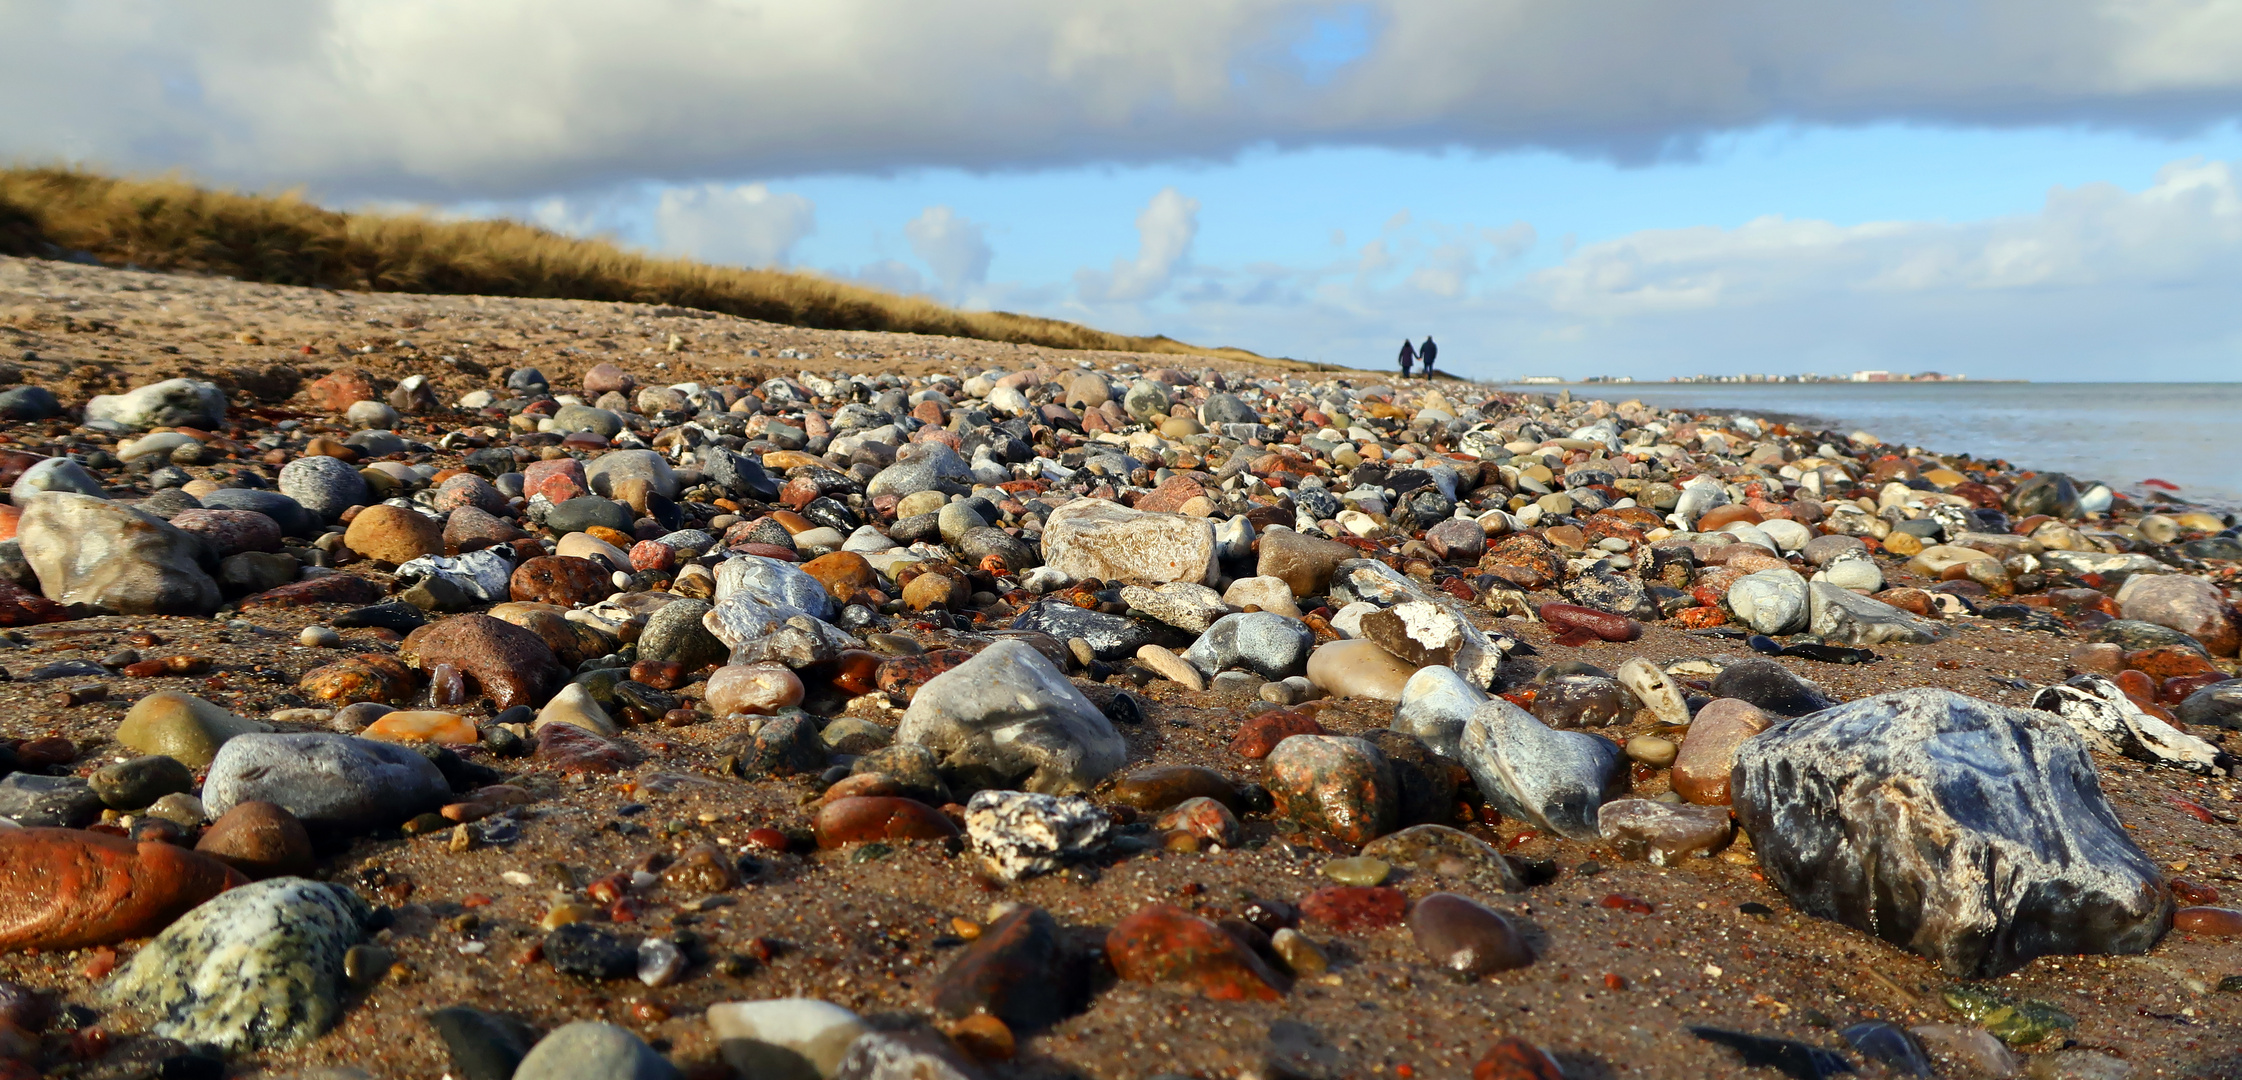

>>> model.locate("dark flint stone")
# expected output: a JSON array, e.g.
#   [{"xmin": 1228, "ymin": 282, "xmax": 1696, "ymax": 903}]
[
  {"xmin": 0, "ymin": 773, "xmax": 105, "ymax": 827},
  {"xmin": 1732, "ymin": 688, "xmax": 2171, "ymax": 977},
  {"xmin": 1838, "ymin": 1020, "xmax": 1932, "ymax": 1078},
  {"xmin": 463, "ymin": 448, "xmax": 519, "ymax": 478},
  {"xmin": 427, "ymin": 1006, "xmax": 542, "ymax": 1080},
  {"xmin": 27, "ymin": 660, "xmax": 109, "ymax": 681},
  {"xmin": 543, "ymin": 923, "xmax": 641, "ymax": 980},
  {"xmin": 2088, "ymin": 619, "xmax": 2208, "ymax": 655},
  {"xmin": 1011, "ymin": 599, "xmax": 1164, "ymax": 661},
  {"xmin": 1710, "ymin": 658, "xmax": 1835, "ymax": 717},
  {"xmin": 1690, "ymin": 1027, "xmax": 1855, "ymax": 1080},
  {"xmin": 544, "ymin": 497, "xmax": 633, "ymax": 536},
  {"xmin": 801, "ymin": 496, "xmax": 861, "ymax": 533},
  {"xmin": 2178, "ymin": 680, "xmax": 2242, "ymax": 729},
  {"xmin": 927, "ymin": 905, "xmax": 1086, "ymax": 1034},
  {"xmin": 1365, "ymin": 729, "xmax": 1458, "ymax": 827},
  {"xmin": 889, "ymin": 512, "xmax": 941, "ymax": 545},
  {"xmin": 722, "ymin": 713, "xmax": 827, "ymax": 779},
  {"xmin": 335, "ymin": 603, "xmax": 428, "ymax": 632},
  {"xmin": 197, "ymin": 488, "xmax": 317, "ymax": 537}
]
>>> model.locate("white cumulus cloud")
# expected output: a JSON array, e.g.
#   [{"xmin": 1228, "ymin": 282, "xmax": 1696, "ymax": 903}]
[
  {"xmin": 651, "ymin": 183, "xmax": 816, "ymax": 268},
  {"xmin": 905, "ymin": 206, "xmax": 994, "ymax": 296},
  {"xmin": 1077, "ymin": 187, "xmax": 1201, "ymax": 303}
]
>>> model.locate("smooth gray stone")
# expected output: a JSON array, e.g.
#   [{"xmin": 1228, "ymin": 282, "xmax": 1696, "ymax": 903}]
[
  {"xmin": 585, "ymin": 449, "xmax": 680, "ymax": 500},
  {"xmin": 83, "ymin": 378, "xmax": 225, "ymax": 430},
  {"xmin": 1183, "ymin": 611, "xmax": 1313, "ymax": 680},
  {"xmin": 1392, "ymin": 665, "xmax": 1488, "ymax": 760},
  {"xmin": 715, "ymin": 555, "xmax": 836, "ymax": 620},
  {"xmin": 278, "ymin": 455, "xmax": 369, "ymax": 520},
  {"xmin": 1733, "ymin": 687, "xmax": 2171, "ymax": 978},
  {"xmin": 203, "ymin": 733, "xmax": 451, "ymax": 830},
  {"xmin": 1457, "ymin": 697, "xmax": 1629, "ymax": 841},
  {"xmin": 865, "ymin": 443, "xmax": 971, "ymax": 499},
  {"xmin": 512, "ymin": 1021, "xmax": 682, "ymax": 1080},
  {"xmin": 101, "ymin": 877, "xmax": 369, "ymax": 1053},
  {"xmin": 896, "ymin": 639, "xmax": 1125, "ymax": 795},
  {"xmin": 0, "ymin": 773, "xmax": 105, "ymax": 827},
  {"xmin": 1808, "ymin": 582, "xmax": 1944, "ymax": 646}
]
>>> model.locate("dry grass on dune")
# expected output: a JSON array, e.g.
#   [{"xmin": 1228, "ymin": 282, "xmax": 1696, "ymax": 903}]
[{"xmin": 0, "ymin": 166, "xmax": 1288, "ymax": 363}]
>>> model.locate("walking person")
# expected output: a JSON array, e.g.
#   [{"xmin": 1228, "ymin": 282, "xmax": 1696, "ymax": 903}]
[
  {"xmin": 1419, "ymin": 335, "xmax": 1437, "ymax": 379},
  {"xmin": 1397, "ymin": 339, "xmax": 1416, "ymax": 379}
]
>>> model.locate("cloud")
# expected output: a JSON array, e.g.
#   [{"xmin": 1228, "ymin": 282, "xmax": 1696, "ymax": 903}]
[
  {"xmin": 904, "ymin": 206, "xmax": 993, "ymax": 295},
  {"xmin": 1087, "ymin": 158, "xmax": 2242, "ymax": 379},
  {"xmin": 13, "ymin": 1, "xmax": 2242, "ymax": 198},
  {"xmin": 651, "ymin": 183, "xmax": 816, "ymax": 268},
  {"xmin": 1077, "ymin": 188, "xmax": 1201, "ymax": 302}
]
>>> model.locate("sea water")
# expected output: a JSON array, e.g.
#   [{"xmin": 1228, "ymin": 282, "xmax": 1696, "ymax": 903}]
[{"xmin": 1496, "ymin": 382, "xmax": 2242, "ymax": 509}]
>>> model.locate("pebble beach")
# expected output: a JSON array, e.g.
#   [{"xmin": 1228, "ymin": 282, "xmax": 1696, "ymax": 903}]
[{"xmin": 0, "ymin": 252, "xmax": 2237, "ymax": 1079}]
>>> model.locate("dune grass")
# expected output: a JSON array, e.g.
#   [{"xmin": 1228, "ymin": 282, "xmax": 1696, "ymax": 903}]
[{"xmin": 0, "ymin": 166, "xmax": 1283, "ymax": 363}]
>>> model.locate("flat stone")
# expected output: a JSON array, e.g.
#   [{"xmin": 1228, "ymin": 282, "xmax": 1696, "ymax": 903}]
[
  {"xmin": 0, "ymin": 774, "xmax": 105, "ymax": 827},
  {"xmin": 1598, "ymin": 798, "xmax": 1734, "ymax": 865},
  {"xmin": 0, "ymin": 828, "xmax": 243, "ymax": 951},
  {"xmin": 1121, "ymin": 581, "xmax": 1229, "ymax": 632},
  {"xmin": 102, "ymin": 877, "xmax": 368, "ymax": 1053},
  {"xmin": 813, "ymin": 796, "xmax": 960, "ymax": 847},
  {"xmin": 1361, "ymin": 824, "xmax": 1523, "ymax": 890},
  {"xmin": 1256, "ymin": 529, "xmax": 1358, "ymax": 597},
  {"xmin": 1010, "ymin": 599, "xmax": 1160, "ymax": 662},
  {"xmin": 203, "ymin": 733, "xmax": 452, "ymax": 832},
  {"xmin": 1711, "ymin": 658, "xmax": 1835, "ymax": 717},
  {"xmin": 1616, "ymin": 657, "xmax": 1691, "ymax": 725},
  {"xmin": 1733, "ymin": 687, "xmax": 2172, "ymax": 977},
  {"xmin": 1808, "ymin": 582, "xmax": 1945, "ymax": 646},
  {"xmin": 2031, "ymin": 675, "xmax": 2228, "ymax": 775},
  {"xmin": 83, "ymin": 378, "xmax": 225, "ymax": 430},
  {"xmin": 1041, "ymin": 498, "xmax": 1217, "ymax": 585},
  {"xmin": 1109, "ymin": 765, "xmax": 1242, "ymax": 812},
  {"xmin": 1299, "ymin": 885, "xmax": 1408, "ymax": 932}
]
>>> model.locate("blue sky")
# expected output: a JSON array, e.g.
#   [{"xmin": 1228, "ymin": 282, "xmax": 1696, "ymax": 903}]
[{"xmin": 10, "ymin": 1, "xmax": 2242, "ymax": 380}]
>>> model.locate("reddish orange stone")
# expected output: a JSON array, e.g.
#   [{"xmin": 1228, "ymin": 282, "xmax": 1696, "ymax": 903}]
[
  {"xmin": 801, "ymin": 552, "xmax": 879, "ymax": 604},
  {"xmin": 1229, "ymin": 708, "xmax": 1326, "ymax": 759},
  {"xmin": 1694, "ymin": 505, "xmax": 1763, "ymax": 531},
  {"xmin": 876, "ymin": 649, "xmax": 978, "ymax": 702},
  {"xmin": 1473, "ymin": 1037, "xmax": 1565, "ymax": 1080},
  {"xmin": 2173, "ymin": 907, "xmax": 2242, "ymax": 935},
  {"xmin": 1298, "ymin": 885, "xmax": 1408, "ymax": 933},
  {"xmin": 1537, "ymin": 603, "xmax": 1641, "ymax": 643},
  {"xmin": 0, "ymin": 829, "xmax": 245, "ymax": 951},
  {"xmin": 237, "ymin": 574, "xmax": 385, "ymax": 610},
  {"xmin": 2171, "ymin": 878, "xmax": 2222, "ymax": 906},
  {"xmin": 1104, "ymin": 903, "xmax": 1287, "ymax": 1001},
  {"xmin": 829, "ymin": 650, "xmax": 884, "ymax": 695},
  {"xmin": 813, "ymin": 796, "xmax": 960, "ymax": 848},
  {"xmin": 2125, "ymin": 646, "xmax": 2221, "ymax": 681},
  {"xmin": 510, "ymin": 555, "xmax": 611, "ymax": 607}
]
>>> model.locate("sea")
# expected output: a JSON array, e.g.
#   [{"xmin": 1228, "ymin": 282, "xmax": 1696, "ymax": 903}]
[{"xmin": 1492, "ymin": 381, "xmax": 2242, "ymax": 511}]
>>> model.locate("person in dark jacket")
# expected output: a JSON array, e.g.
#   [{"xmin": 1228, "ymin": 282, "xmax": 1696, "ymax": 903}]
[
  {"xmin": 1419, "ymin": 336, "xmax": 1438, "ymax": 378},
  {"xmin": 1397, "ymin": 339, "xmax": 1416, "ymax": 378}
]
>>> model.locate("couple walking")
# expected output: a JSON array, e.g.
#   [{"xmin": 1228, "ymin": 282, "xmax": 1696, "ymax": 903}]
[{"xmin": 1398, "ymin": 336, "xmax": 1437, "ymax": 378}]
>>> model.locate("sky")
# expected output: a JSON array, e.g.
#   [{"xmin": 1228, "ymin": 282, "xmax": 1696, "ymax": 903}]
[{"xmin": 9, "ymin": 2, "xmax": 2242, "ymax": 381}]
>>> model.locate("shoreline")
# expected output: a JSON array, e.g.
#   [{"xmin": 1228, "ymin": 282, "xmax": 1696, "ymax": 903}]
[{"xmin": 0, "ymin": 253, "xmax": 2237, "ymax": 1078}]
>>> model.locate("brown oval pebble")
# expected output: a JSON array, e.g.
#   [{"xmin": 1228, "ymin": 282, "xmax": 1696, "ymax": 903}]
[
  {"xmin": 0, "ymin": 828, "xmax": 245, "ymax": 951},
  {"xmin": 813, "ymin": 796, "xmax": 960, "ymax": 848},
  {"xmin": 630, "ymin": 659, "xmax": 685, "ymax": 690},
  {"xmin": 1536, "ymin": 603, "xmax": 1641, "ymax": 643},
  {"xmin": 829, "ymin": 650, "xmax": 884, "ymax": 695},
  {"xmin": 509, "ymin": 556, "xmax": 612, "ymax": 607},
  {"xmin": 1409, "ymin": 891, "xmax": 1535, "ymax": 976},
  {"xmin": 1104, "ymin": 902, "xmax": 1287, "ymax": 1001},
  {"xmin": 2173, "ymin": 907, "xmax": 2242, "ymax": 935},
  {"xmin": 1109, "ymin": 765, "xmax": 1243, "ymax": 813},
  {"xmin": 1671, "ymin": 698, "xmax": 1772, "ymax": 805},
  {"xmin": 193, "ymin": 800, "xmax": 315, "ymax": 879},
  {"xmin": 402, "ymin": 614, "xmax": 567, "ymax": 711}
]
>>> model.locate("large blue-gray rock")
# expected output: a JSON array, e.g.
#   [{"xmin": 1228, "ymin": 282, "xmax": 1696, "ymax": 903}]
[
  {"xmin": 83, "ymin": 378, "xmax": 226, "ymax": 430},
  {"xmin": 203, "ymin": 733, "xmax": 451, "ymax": 831},
  {"xmin": 1733, "ymin": 688, "xmax": 2172, "ymax": 978},
  {"xmin": 278, "ymin": 455, "xmax": 370, "ymax": 520},
  {"xmin": 1182, "ymin": 611, "xmax": 1313, "ymax": 680},
  {"xmin": 896, "ymin": 639, "xmax": 1126, "ymax": 795},
  {"xmin": 1457, "ymin": 697, "xmax": 1629, "ymax": 841},
  {"xmin": 17, "ymin": 492, "xmax": 222, "ymax": 615},
  {"xmin": 101, "ymin": 877, "xmax": 369, "ymax": 1053}
]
